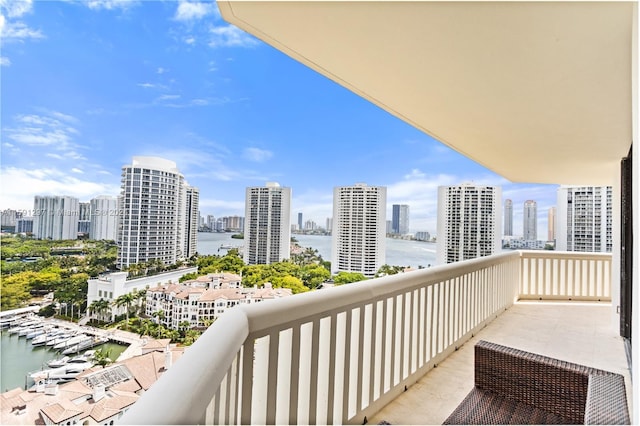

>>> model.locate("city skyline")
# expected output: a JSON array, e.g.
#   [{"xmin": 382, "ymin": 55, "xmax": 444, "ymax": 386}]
[{"xmin": 1, "ymin": 0, "xmax": 557, "ymax": 235}]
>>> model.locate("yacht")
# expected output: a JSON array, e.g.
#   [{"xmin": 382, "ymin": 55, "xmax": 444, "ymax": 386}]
[
  {"xmin": 54, "ymin": 334, "xmax": 88, "ymax": 350},
  {"xmin": 47, "ymin": 356, "xmax": 70, "ymax": 368}
]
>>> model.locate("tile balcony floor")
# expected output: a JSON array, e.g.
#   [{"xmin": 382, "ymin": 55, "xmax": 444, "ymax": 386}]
[{"xmin": 369, "ymin": 301, "xmax": 633, "ymax": 425}]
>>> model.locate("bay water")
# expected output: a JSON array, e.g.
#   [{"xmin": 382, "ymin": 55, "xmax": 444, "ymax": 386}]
[
  {"xmin": 1, "ymin": 331, "xmax": 127, "ymax": 392},
  {"xmin": 197, "ymin": 232, "xmax": 438, "ymax": 269}
]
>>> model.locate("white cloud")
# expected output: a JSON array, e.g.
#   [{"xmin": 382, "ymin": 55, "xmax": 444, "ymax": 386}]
[
  {"xmin": 174, "ymin": 1, "xmax": 216, "ymax": 22},
  {"xmin": 3, "ymin": 112, "xmax": 86, "ymax": 160},
  {"xmin": 0, "ymin": 0, "xmax": 33, "ymax": 18},
  {"xmin": 0, "ymin": 19, "xmax": 44, "ymax": 41},
  {"xmin": 0, "ymin": 167, "xmax": 120, "ymax": 211},
  {"xmin": 71, "ymin": 168, "xmax": 84, "ymax": 174},
  {"xmin": 156, "ymin": 94, "xmax": 181, "ymax": 101},
  {"xmin": 243, "ymin": 147, "xmax": 273, "ymax": 162},
  {"xmin": 157, "ymin": 67, "xmax": 167, "ymax": 74},
  {"xmin": 208, "ymin": 25, "xmax": 258, "ymax": 48},
  {"xmin": 0, "ymin": 56, "xmax": 11, "ymax": 66},
  {"xmin": 85, "ymin": 0, "xmax": 137, "ymax": 11}
]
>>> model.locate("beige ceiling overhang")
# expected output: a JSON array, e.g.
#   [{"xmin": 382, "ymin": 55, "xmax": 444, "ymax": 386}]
[{"xmin": 217, "ymin": 1, "xmax": 634, "ymax": 185}]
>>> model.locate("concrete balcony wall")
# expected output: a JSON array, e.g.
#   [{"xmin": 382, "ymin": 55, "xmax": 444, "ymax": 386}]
[{"xmin": 119, "ymin": 251, "xmax": 614, "ymax": 425}]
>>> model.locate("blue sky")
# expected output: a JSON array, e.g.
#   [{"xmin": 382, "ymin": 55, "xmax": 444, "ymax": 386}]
[{"xmin": 1, "ymin": 0, "xmax": 558, "ymax": 236}]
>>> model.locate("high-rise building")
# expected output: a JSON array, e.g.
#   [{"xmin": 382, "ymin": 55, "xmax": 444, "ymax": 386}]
[
  {"xmin": 206, "ymin": 215, "xmax": 216, "ymax": 231},
  {"xmin": 90, "ymin": 196, "xmax": 118, "ymax": 241},
  {"xmin": 33, "ymin": 195, "xmax": 80, "ymax": 240},
  {"xmin": 78, "ymin": 202, "xmax": 91, "ymax": 236},
  {"xmin": 16, "ymin": 217, "xmax": 33, "ymax": 234},
  {"xmin": 523, "ymin": 200, "xmax": 537, "ymax": 240},
  {"xmin": 222, "ymin": 215, "xmax": 244, "ymax": 231},
  {"xmin": 326, "ymin": 217, "xmax": 332, "ymax": 233},
  {"xmin": 391, "ymin": 204, "xmax": 410, "ymax": 235},
  {"xmin": 436, "ymin": 184, "xmax": 502, "ymax": 264},
  {"xmin": 331, "ymin": 183, "xmax": 386, "ymax": 278},
  {"xmin": 244, "ymin": 182, "xmax": 292, "ymax": 265},
  {"xmin": 548, "ymin": 207, "xmax": 556, "ymax": 242},
  {"xmin": 556, "ymin": 186, "xmax": 612, "ymax": 252},
  {"xmin": 298, "ymin": 212, "xmax": 303, "ymax": 231},
  {"xmin": 117, "ymin": 156, "xmax": 197, "ymax": 269},
  {"xmin": 1, "ymin": 209, "xmax": 19, "ymax": 229},
  {"xmin": 504, "ymin": 199, "xmax": 513, "ymax": 236},
  {"xmin": 184, "ymin": 186, "xmax": 200, "ymax": 259}
]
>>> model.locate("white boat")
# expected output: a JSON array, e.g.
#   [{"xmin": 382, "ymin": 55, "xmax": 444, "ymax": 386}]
[
  {"xmin": 46, "ymin": 331, "xmax": 73, "ymax": 345},
  {"xmin": 64, "ymin": 354, "xmax": 95, "ymax": 373},
  {"xmin": 33, "ymin": 329, "xmax": 65, "ymax": 346},
  {"xmin": 31, "ymin": 333, "xmax": 50, "ymax": 346},
  {"xmin": 8, "ymin": 319, "xmax": 41, "ymax": 334},
  {"xmin": 47, "ymin": 356, "xmax": 70, "ymax": 368},
  {"xmin": 18, "ymin": 323, "xmax": 44, "ymax": 337},
  {"xmin": 61, "ymin": 337, "xmax": 95, "ymax": 355},
  {"xmin": 47, "ymin": 332, "xmax": 75, "ymax": 347},
  {"xmin": 25, "ymin": 327, "xmax": 49, "ymax": 339},
  {"xmin": 54, "ymin": 334, "xmax": 88, "ymax": 350}
]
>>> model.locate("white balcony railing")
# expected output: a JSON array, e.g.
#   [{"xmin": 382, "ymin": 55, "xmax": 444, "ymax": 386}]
[{"xmin": 120, "ymin": 250, "xmax": 611, "ymax": 425}]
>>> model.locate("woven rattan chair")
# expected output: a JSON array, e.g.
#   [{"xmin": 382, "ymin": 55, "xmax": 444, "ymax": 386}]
[{"xmin": 443, "ymin": 340, "xmax": 630, "ymax": 425}]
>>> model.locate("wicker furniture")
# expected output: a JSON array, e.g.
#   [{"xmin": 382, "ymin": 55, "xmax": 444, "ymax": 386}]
[{"xmin": 443, "ymin": 340, "xmax": 630, "ymax": 425}]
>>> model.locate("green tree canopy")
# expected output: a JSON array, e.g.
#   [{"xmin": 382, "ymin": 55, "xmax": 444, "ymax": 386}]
[{"xmin": 333, "ymin": 271, "xmax": 368, "ymax": 285}]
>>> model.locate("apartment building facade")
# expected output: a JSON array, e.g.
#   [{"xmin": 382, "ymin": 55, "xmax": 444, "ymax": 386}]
[
  {"xmin": 331, "ymin": 183, "xmax": 386, "ymax": 278},
  {"xmin": 243, "ymin": 182, "xmax": 291, "ymax": 265},
  {"xmin": 437, "ymin": 184, "xmax": 502, "ymax": 264},
  {"xmin": 32, "ymin": 195, "xmax": 80, "ymax": 240},
  {"xmin": 556, "ymin": 185, "xmax": 612, "ymax": 252},
  {"xmin": 523, "ymin": 200, "xmax": 537, "ymax": 241},
  {"xmin": 391, "ymin": 204, "xmax": 410, "ymax": 235},
  {"xmin": 116, "ymin": 156, "xmax": 198, "ymax": 269}
]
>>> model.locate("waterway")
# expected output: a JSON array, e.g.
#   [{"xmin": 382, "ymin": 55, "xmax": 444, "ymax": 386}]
[
  {"xmin": 197, "ymin": 232, "xmax": 438, "ymax": 269},
  {"xmin": 1, "ymin": 330, "xmax": 127, "ymax": 392}
]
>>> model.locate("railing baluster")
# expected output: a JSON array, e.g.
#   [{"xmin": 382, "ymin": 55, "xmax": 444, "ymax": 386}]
[
  {"xmin": 287, "ymin": 326, "xmax": 300, "ymax": 425},
  {"xmin": 369, "ymin": 301, "xmax": 378, "ymax": 407},
  {"xmin": 266, "ymin": 332, "xmax": 279, "ymax": 424},
  {"xmin": 341, "ymin": 309, "xmax": 352, "ymax": 424},
  {"xmin": 379, "ymin": 299, "xmax": 388, "ymax": 396},
  {"xmin": 241, "ymin": 340, "xmax": 254, "ymax": 424},
  {"xmin": 327, "ymin": 314, "xmax": 337, "ymax": 425},
  {"xmin": 308, "ymin": 319, "xmax": 320, "ymax": 424}
]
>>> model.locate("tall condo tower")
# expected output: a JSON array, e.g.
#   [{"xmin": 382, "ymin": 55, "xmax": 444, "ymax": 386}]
[
  {"xmin": 33, "ymin": 195, "xmax": 80, "ymax": 240},
  {"xmin": 331, "ymin": 183, "xmax": 386, "ymax": 278},
  {"xmin": 244, "ymin": 182, "xmax": 292, "ymax": 265},
  {"xmin": 504, "ymin": 199, "xmax": 513, "ymax": 236},
  {"xmin": 436, "ymin": 184, "xmax": 502, "ymax": 264},
  {"xmin": 78, "ymin": 202, "xmax": 91, "ymax": 235},
  {"xmin": 556, "ymin": 186, "xmax": 612, "ymax": 252},
  {"xmin": 523, "ymin": 200, "xmax": 537, "ymax": 240},
  {"xmin": 298, "ymin": 212, "xmax": 303, "ymax": 231},
  {"xmin": 547, "ymin": 207, "xmax": 556, "ymax": 242},
  {"xmin": 90, "ymin": 196, "xmax": 118, "ymax": 241},
  {"xmin": 184, "ymin": 186, "xmax": 200, "ymax": 259},
  {"xmin": 391, "ymin": 204, "xmax": 410, "ymax": 235},
  {"xmin": 117, "ymin": 156, "xmax": 198, "ymax": 269}
]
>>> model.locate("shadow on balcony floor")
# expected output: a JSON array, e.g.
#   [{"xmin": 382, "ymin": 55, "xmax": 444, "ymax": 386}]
[{"xmin": 369, "ymin": 301, "xmax": 632, "ymax": 425}]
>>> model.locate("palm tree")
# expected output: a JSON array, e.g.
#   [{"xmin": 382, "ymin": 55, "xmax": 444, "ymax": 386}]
[
  {"xmin": 94, "ymin": 298, "xmax": 111, "ymax": 323},
  {"xmin": 114, "ymin": 292, "xmax": 136, "ymax": 323}
]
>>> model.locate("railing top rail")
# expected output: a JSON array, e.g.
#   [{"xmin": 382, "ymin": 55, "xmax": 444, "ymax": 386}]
[
  {"xmin": 518, "ymin": 250, "xmax": 613, "ymax": 260},
  {"xmin": 242, "ymin": 250, "xmax": 521, "ymax": 334}
]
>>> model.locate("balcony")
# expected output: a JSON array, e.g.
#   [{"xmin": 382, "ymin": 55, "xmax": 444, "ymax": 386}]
[{"xmin": 120, "ymin": 250, "xmax": 630, "ymax": 424}]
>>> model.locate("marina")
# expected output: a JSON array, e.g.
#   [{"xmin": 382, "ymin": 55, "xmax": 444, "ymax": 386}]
[{"xmin": 1, "ymin": 314, "xmax": 128, "ymax": 392}]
